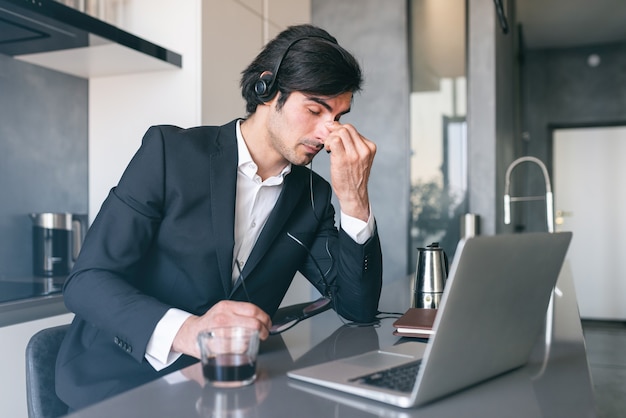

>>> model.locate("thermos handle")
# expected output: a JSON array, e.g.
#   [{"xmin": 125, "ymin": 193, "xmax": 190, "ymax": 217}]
[{"xmin": 71, "ymin": 215, "xmax": 87, "ymax": 261}]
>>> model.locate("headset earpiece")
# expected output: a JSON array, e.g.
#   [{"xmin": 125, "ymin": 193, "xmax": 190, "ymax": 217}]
[
  {"xmin": 255, "ymin": 73, "xmax": 275, "ymax": 101},
  {"xmin": 254, "ymin": 36, "xmax": 338, "ymax": 103}
]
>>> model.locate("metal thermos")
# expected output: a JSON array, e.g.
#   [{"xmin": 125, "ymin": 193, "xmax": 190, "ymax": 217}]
[
  {"xmin": 30, "ymin": 213, "xmax": 86, "ymax": 277},
  {"xmin": 413, "ymin": 242, "xmax": 449, "ymax": 309}
]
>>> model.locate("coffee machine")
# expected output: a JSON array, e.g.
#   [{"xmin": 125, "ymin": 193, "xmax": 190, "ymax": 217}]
[{"xmin": 30, "ymin": 213, "xmax": 86, "ymax": 277}]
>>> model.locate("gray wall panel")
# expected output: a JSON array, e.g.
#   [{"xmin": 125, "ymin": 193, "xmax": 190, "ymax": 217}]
[
  {"xmin": 467, "ymin": 0, "xmax": 519, "ymax": 235},
  {"xmin": 312, "ymin": 0, "xmax": 412, "ymax": 283},
  {"xmin": 0, "ymin": 55, "xmax": 88, "ymax": 278}
]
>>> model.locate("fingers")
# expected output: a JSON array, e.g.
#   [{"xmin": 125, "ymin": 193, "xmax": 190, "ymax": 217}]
[
  {"xmin": 209, "ymin": 300, "xmax": 272, "ymax": 340},
  {"xmin": 324, "ymin": 121, "xmax": 376, "ymax": 159},
  {"xmin": 173, "ymin": 301, "xmax": 272, "ymax": 359},
  {"xmin": 322, "ymin": 122, "xmax": 376, "ymax": 221}
]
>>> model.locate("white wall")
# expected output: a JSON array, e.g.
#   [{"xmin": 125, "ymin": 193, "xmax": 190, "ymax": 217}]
[
  {"xmin": 201, "ymin": 0, "xmax": 311, "ymax": 124},
  {"xmin": 89, "ymin": 0, "xmax": 202, "ymax": 222}
]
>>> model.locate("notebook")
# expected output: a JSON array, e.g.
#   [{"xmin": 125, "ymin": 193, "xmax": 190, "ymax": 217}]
[
  {"xmin": 287, "ymin": 232, "xmax": 572, "ymax": 408},
  {"xmin": 392, "ymin": 308, "xmax": 437, "ymax": 339}
]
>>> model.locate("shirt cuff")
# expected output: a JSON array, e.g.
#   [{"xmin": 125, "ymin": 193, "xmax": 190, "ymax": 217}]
[
  {"xmin": 145, "ymin": 308, "xmax": 192, "ymax": 371},
  {"xmin": 340, "ymin": 208, "xmax": 375, "ymax": 244}
]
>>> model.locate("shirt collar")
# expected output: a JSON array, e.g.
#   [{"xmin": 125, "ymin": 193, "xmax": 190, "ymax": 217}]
[{"xmin": 236, "ymin": 119, "xmax": 292, "ymax": 180}]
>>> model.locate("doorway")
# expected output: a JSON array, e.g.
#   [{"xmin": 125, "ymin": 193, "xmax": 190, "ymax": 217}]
[{"xmin": 553, "ymin": 125, "xmax": 626, "ymax": 320}]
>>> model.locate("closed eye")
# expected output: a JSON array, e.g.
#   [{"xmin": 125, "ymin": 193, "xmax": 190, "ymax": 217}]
[{"xmin": 305, "ymin": 95, "xmax": 351, "ymax": 120}]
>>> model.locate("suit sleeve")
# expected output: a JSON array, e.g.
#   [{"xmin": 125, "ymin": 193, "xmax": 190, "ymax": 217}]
[
  {"xmin": 302, "ymin": 182, "xmax": 383, "ymax": 324},
  {"xmin": 62, "ymin": 126, "xmax": 173, "ymax": 363},
  {"xmin": 332, "ymin": 225, "xmax": 383, "ymax": 323}
]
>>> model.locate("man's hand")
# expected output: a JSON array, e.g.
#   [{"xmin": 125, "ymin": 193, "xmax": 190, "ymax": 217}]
[
  {"xmin": 172, "ymin": 300, "xmax": 271, "ymax": 359},
  {"xmin": 324, "ymin": 121, "xmax": 376, "ymax": 222}
]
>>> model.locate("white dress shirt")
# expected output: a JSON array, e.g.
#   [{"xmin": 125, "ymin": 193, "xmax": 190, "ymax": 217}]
[{"xmin": 145, "ymin": 120, "xmax": 375, "ymax": 370}]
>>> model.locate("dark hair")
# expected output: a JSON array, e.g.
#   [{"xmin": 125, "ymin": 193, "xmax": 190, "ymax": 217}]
[{"xmin": 240, "ymin": 24, "xmax": 363, "ymax": 114}]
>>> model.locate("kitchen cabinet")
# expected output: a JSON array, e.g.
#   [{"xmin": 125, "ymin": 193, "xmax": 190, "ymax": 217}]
[
  {"xmin": 0, "ymin": 0, "xmax": 182, "ymax": 78},
  {"xmin": 0, "ymin": 313, "xmax": 74, "ymax": 418}
]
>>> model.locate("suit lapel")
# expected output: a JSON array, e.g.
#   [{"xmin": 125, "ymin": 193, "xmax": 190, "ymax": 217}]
[
  {"xmin": 235, "ymin": 167, "xmax": 308, "ymax": 285},
  {"xmin": 209, "ymin": 122, "xmax": 238, "ymax": 297}
]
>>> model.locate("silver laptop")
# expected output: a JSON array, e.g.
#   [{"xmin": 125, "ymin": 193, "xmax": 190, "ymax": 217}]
[{"xmin": 287, "ymin": 232, "xmax": 572, "ymax": 408}]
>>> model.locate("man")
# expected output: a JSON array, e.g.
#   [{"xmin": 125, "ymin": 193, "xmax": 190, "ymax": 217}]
[{"xmin": 56, "ymin": 24, "xmax": 383, "ymax": 410}]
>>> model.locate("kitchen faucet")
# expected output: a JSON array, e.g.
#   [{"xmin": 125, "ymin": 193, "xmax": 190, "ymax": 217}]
[
  {"xmin": 504, "ymin": 156, "xmax": 558, "ymax": 379},
  {"xmin": 503, "ymin": 156, "xmax": 555, "ymax": 233}
]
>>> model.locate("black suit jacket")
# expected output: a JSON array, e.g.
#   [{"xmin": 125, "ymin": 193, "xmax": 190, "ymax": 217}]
[{"xmin": 55, "ymin": 120, "xmax": 383, "ymax": 410}]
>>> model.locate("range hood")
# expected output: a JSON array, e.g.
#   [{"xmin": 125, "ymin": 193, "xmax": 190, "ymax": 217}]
[{"xmin": 0, "ymin": 0, "xmax": 182, "ymax": 78}]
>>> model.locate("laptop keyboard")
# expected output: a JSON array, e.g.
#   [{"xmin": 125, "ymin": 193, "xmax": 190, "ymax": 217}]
[{"xmin": 350, "ymin": 360, "xmax": 422, "ymax": 393}]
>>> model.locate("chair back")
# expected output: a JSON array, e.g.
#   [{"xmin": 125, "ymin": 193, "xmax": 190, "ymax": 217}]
[{"xmin": 25, "ymin": 324, "xmax": 70, "ymax": 418}]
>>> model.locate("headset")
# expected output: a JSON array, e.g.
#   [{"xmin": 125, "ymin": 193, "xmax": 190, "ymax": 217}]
[{"xmin": 254, "ymin": 35, "xmax": 341, "ymax": 102}]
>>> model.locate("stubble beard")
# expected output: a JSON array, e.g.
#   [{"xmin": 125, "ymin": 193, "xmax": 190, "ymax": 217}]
[{"xmin": 267, "ymin": 122, "xmax": 317, "ymax": 167}]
